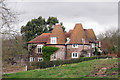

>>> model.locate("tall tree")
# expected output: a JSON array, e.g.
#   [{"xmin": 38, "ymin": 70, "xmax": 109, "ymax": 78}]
[
  {"xmin": 60, "ymin": 22, "xmax": 66, "ymax": 32},
  {"xmin": 46, "ymin": 16, "xmax": 59, "ymax": 32},
  {"xmin": 21, "ymin": 16, "xmax": 47, "ymax": 41},
  {"xmin": 97, "ymin": 29, "xmax": 119, "ymax": 54},
  {"xmin": 21, "ymin": 16, "xmax": 60, "ymax": 41}
]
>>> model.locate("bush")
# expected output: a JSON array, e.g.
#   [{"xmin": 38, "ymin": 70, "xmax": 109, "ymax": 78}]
[
  {"xmin": 27, "ymin": 56, "xmax": 111, "ymax": 70},
  {"xmin": 42, "ymin": 46, "xmax": 59, "ymax": 61}
]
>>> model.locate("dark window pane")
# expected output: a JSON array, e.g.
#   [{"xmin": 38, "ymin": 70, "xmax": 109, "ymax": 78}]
[{"xmin": 75, "ymin": 53, "xmax": 77, "ymax": 57}]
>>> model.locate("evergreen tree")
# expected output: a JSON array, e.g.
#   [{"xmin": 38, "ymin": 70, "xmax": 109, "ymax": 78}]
[{"xmin": 21, "ymin": 16, "xmax": 63, "ymax": 41}]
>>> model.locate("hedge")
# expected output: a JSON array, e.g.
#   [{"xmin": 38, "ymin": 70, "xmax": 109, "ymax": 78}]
[{"xmin": 26, "ymin": 56, "xmax": 112, "ymax": 70}]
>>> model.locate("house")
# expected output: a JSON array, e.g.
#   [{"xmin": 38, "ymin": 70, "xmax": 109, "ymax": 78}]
[{"xmin": 28, "ymin": 23, "xmax": 101, "ymax": 62}]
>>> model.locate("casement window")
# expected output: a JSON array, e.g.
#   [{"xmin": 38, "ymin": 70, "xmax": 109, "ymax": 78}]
[
  {"xmin": 37, "ymin": 45, "xmax": 43, "ymax": 53},
  {"xmin": 72, "ymin": 44, "xmax": 78, "ymax": 48},
  {"xmin": 66, "ymin": 37, "xmax": 70, "ymax": 44},
  {"xmin": 99, "ymin": 41, "xmax": 101, "ymax": 47},
  {"xmin": 92, "ymin": 43, "xmax": 95, "ymax": 48},
  {"xmin": 88, "ymin": 45, "xmax": 91, "ymax": 49},
  {"xmin": 30, "ymin": 57, "xmax": 35, "ymax": 62},
  {"xmin": 82, "ymin": 38, "xmax": 85, "ymax": 44},
  {"xmin": 38, "ymin": 57, "xmax": 43, "ymax": 61},
  {"xmin": 72, "ymin": 52, "xmax": 78, "ymax": 58},
  {"xmin": 51, "ymin": 54, "xmax": 56, "ymax": 59},
  {"xmin": 51, "ymin": 37, "xmax": 57, "ymax": 44}
]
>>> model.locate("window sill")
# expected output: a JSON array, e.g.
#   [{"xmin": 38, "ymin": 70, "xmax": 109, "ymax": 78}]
[
  {"xmin": 37, "ymin": 53, "xmax": 42, "ymax": 54},
  {"xmin": 72, "ymin": 57, "xmax": 78, "ymax": 58}
]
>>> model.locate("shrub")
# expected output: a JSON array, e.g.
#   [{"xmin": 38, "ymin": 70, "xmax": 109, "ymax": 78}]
[
  {"xmin": 27, "ymin": 56, "xmax": 111, "ymax": 70},
  {"xmin": 42, "ymin": 46, "xmax": 59, "ymax": 61}
]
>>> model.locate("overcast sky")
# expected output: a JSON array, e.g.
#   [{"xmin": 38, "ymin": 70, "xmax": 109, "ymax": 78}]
[{"xmin": 6, "ymin": 0, "xmax": 118, "ymax": 35}]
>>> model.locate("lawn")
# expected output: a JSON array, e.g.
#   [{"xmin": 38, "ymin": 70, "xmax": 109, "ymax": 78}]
[{"xmin": 3, "ymin": 58, "xmax": 118, "ymax": 78}]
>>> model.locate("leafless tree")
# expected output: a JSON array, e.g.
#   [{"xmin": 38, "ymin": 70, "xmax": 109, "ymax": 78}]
[
  {"xmin": 97, "ymin": 28, "xmax": 119, "ymax": 54},
  {"xmin": 0, "ymin": 0, "xmax": 28, "ymax": 72},
  {"xmin": 0, "ymin": 0, "xmax": 19, "ymax": 38}
]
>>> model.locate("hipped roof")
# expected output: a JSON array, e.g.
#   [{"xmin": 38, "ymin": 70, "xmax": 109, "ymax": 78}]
[
  {"xmin": 28, "ymin": 33, "xmax": 51, "ymax": 44},
  {"xmin": 69, "ymin": 24, "xmax": 89, "ymax": 44},
  {"xmin": 65, "ymin": 29, "xmax": 73, "ymax": 38},
  {"xmin": 84, "ymin": 29, "xmax": 97, "ymax": 43},
  {"xmin": 28, "ymin": 23, "xmax": 97, "ymax": 44},
  {"xmin": 47, "ymin": 25, "xmax": 66, "ymax": 44}
]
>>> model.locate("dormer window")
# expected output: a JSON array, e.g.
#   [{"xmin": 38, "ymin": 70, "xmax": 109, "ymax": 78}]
[
  {"xmin": 51, "ymin": 37, "xmax": 57, "ymax": 44},
  {"xmin": 82, "ymin": 38, "xmax": 85, "ymax": 44},
  {"xmin": 72, "ymin": 44, "xmax": 78, "ymax": 48},
  {"xmin": 65, "ymin": 37, "xmax": 70, "ymax": 44}
]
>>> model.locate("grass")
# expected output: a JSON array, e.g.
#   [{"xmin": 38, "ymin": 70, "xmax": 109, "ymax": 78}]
[{"xmin": 3, "ymin": 58, "xmax": 118, "ymax": 78}]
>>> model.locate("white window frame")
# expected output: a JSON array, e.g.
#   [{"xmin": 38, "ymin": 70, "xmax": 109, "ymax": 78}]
[
  {"xmin": 38, "ymin": 57, "xmax": 43, "ymax": 61},
  {"xmin": 99, "ymin": 41, "xmax": 101, "ymax": 47},
  {"xmin": 88, "ymin": 45, "xmax": 91, "ymax": 49},
  {"xmin": 51, "ymin": 54, "xmax": 56, "ymax": 59},
  {"xmin": 72, "ymin": 44, "xmax": 78, "ymax": 48},
  {"xmin": 51, "ymin": 37, "xmax": 57, "ymax": 44},
  {"xmin": 82, "ymin": 38, "xmax": 85, "ymax": 44},
  {"xmin": 92, "ymin": 43, "xmax": 95, "ymax": 48},
  {"xmin": 30, "ymin": 57, "xmax": 35, "ymax": 62},
  {"xmin": 37, "ymin": 45, "xmax": 43, "ymax": 53},
  {"xmin": 72, "ymin": 52, "xmax": 78, "ymax": 58}
]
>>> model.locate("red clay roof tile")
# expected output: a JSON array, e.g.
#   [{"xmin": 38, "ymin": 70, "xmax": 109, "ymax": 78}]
[
  {"xmin": 47, "ymin": 25, "xmax": 66, "ymax": 44},
  {"xmin": 69, "ymin": 24, "xmax": 89, "ymax": 44},
  {"xmin": 28, "ymin": 33, "xmax": 51, "ymax": 44}
]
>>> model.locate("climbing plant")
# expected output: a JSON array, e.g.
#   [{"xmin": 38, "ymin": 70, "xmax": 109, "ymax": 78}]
[
  {"xmin": 29, "ymin": 44, "xmax": 36, "ymax": 54},
  {"xmin": 42, "ymin": 46, "xmax": 59, "ymax": 61}
]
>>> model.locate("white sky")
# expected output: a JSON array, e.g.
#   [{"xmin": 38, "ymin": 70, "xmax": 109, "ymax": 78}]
[{"xmin": 6, "ymin": 0, "xmax": 118, "ymax": 36}]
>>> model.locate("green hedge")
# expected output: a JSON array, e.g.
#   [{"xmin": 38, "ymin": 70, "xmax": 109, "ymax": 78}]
[{"xmin": 27, "ymin": 56, "xmax": 112, "ymax": 70}]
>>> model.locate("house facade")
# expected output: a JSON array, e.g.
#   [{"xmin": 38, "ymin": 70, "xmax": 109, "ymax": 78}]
[{"xmin": 28, "ymin": 23, "xmax": 101, "ymax": 62}]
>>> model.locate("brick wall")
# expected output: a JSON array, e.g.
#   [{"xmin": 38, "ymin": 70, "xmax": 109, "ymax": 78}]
[
  {"xmin": 28, "ymin": 44, "xmax": 44, "ymax": 62},
  {"xmin": 47, "ymin": 45, "xmax": 66, "ymax": 61},
  {"xmin": 28, "ymin": 44, "xmax": 93, "ymax": 61},
  {"xmin": 67, "ymin": 45, "xmax": 90, "ymax": 59}
]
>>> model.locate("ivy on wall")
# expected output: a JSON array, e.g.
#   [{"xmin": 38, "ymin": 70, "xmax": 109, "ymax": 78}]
[
  {"xmin": 29, "ymin": 44, "xmax": 36, "ymax": 54},
  {"xmin": 42, "ymin": 46, "xmax": 59, "ymax": 61}
]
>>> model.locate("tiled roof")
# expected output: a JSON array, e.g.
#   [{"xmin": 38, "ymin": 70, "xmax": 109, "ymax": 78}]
[
  {"xmin": 47, "ymin": 25, "xmax": 66, "ymax": 44},
  {"xmin": 28, "ymin": 33, "xmax": 51, "ymax": 44},
  {"xmin": 84, "ymin": 29, "xmax": 97, "ymax": 43},
  {"xmin": 28, "ymin": 23, "xmax": 97, "ymax": 44},
  {"xmin": 69, "ymin": 24, "xmax": 89, "ymax": 44},
  {"xmin": 65, "ymin": 29, "xmax": 73, "ymax": 38}
]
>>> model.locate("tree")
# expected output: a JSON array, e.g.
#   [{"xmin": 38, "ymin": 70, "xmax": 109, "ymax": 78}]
[
  {"xmin": 21, "ymin": 16, "xmax": 47, "ymax": 41},
  {"xmin": 0, "ymin": 0, "xmax": 18, "ymax": 36},
  {"xmin": 97, "ymin": 28, "xmax": 119, "ymax": 55},
  {"xmin": 2, "ymin": 34, "xmax": 28, "ymax": 65},
  {"xmin": 1, "ymin": 0, "xmax": 28, "ymax": 66},
  {"xmin": 21, "ymin": 16, "xmax": 65, "ymax": 42},
  {"xmin": 47, "ymin": 16, "xmax": 59, "ymax": 32},
  {"xmin": 60, "ymin": 22, "xmax": 66, "ymax": 32}
]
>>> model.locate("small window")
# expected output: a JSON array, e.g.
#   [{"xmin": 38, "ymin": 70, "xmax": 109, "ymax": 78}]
[
  {"xmin": 37, "ymin": 45, "xmax": 43, "ymax": 53},
  {"xmin": 51, "ymin": 54, "xmax": 56, "ymax": 59},
  {"xmin": 38, "ymin": 57, "xmax": 43, "ymax": 61},
  {"xmin": 72, "ymin": 52, "xmax": 78, "ymax": 58},
  {"xmin": 72, "ymin": 44, "xmax": 78, "ymax": 48},
  {"xmin": 92, "ymin": 43, "xmax": 95, "ymax": 48},
  {"xmin": 99, "ymin": 42, "xmax": 101, "ymax": 47},
  {"xmin": 51, "ymin": 37, "xmax": 57, "ymax": 44},
  {"xmin": 88, "ymin": 45, "xmax": 91, "ymax": 49},
  {"xmin": 82, "ymin": 38, "xmax": 85, "ymax": 44},
  {"xmin": 30, "ymin": 57, "xmax": 35, "ymax": 62}
]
